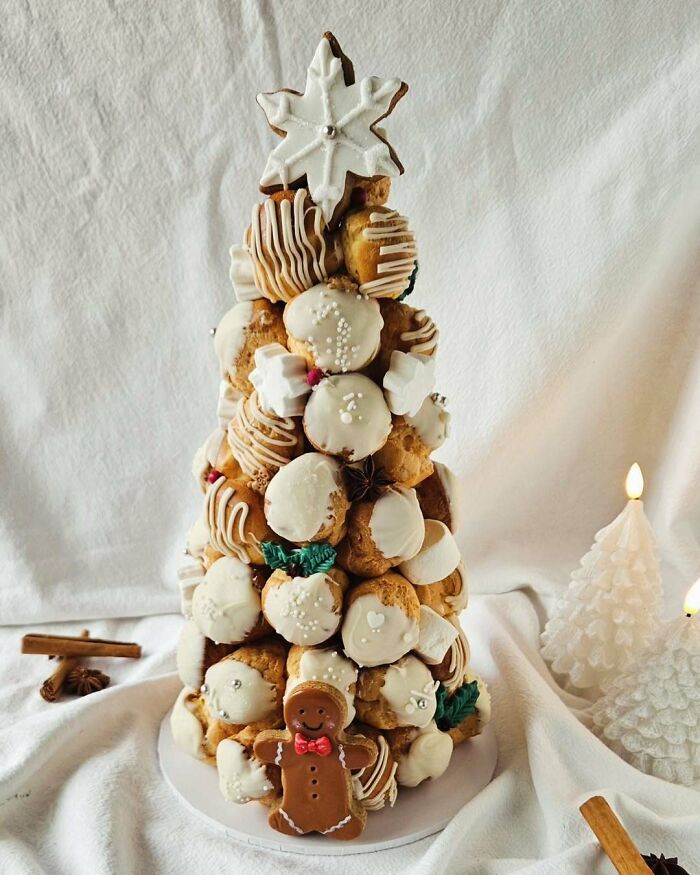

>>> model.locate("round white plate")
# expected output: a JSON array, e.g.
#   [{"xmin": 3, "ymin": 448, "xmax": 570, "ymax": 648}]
[{"xmin": 158, "ymin": 713, "xmax": 498, "ymax": 856}]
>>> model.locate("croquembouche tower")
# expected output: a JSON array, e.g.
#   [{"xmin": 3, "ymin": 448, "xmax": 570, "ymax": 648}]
[{"xmin": 172, "ymin": 32, "xmax": 491, "ymax": 841}]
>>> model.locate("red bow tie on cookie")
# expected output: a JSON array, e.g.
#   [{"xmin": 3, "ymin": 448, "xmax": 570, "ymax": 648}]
[{"xmin": 294, "ymin": 733, "xmax": 332, "ymax": 756}]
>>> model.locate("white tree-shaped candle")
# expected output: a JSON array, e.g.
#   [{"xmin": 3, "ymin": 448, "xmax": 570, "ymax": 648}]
[
  {"xmin": 541, "ymin": 464, "xmax": 662, "ymax": 699},
  {"xmin": 591, "ymin": 580, "xmax": 700, "ymax": 786}
]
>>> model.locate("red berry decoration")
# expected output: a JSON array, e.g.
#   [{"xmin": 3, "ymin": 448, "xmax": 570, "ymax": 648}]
[
  {"xmin": 306, "ymin": 367, "xmax": 325, "ymax": 387},
  {"xmin": 207, "ymin": 469, "xmax": 224, "ymax": 484},
  {"xmin": 351, "ymin": 186, "xmax": 368, "ymax": 206}
]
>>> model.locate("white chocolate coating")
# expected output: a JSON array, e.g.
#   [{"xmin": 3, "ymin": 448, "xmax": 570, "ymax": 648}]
[
  {"xmin": 264, "ymin": 452, "xmax": 345, "ymax": 542},
  {"xmin": 171, "ymin": 687, "xmax": 205, "ymax": 759},
  {"xmin": 186, "ymin": 517, "xmax": 210, "ymax": 563},
  {"xmin": 192, "ymin": 428, "xmax": 226, "ymax": 490},
  {"xmin": 286, "ymin": 647, "xmax": 358, "ymax": 726},
  {"xmin": 229, "ymin": 243, "xmax": 261, "ymax": 302},
  {"xmin": 399, "ymin": 520, "xmax": 461, "ymax": 586},
  {"xmin": 177, "ymin": 561, "xmax": 206, "ymax": 619},
  {"xmin": 381, "ymin": 655, "xmax": 439, "ymax": 729},
  {"xmin": 217, "ymin": 738, "xmax": 273, "ymax": 803},
  {"xmin": 213, "ymin": 302, "xmax": 255, "ymax": 380},
  {"xmin": 176, "ymin": 619, "xmax": 208, "ymax": 690},
  {"xmin": 383, "ymin": 351, "xmax": 436, "ymax": 417},
  {"xmin": 284, "ymin": 282, "xmax": 383, "ymax": 373},
  {"xmin": 369, "ymin": 487, "xmax": 425, "ymax": 562},
  {"xmin": 304, "ymin": 374, "xmax": 392, "ymax": 461},
  {"xmin": 202, "ymin": 658, "xmax": 276, "ymax": 725},
  {"xmin": 415, "ymin": 605, "xmax": 460, "ymax": 665},
  {"xmin": 406, "ymin": 393, "xmax": 450, "ymax": 450},
  {"xmin": 433, "ymin": 461, "xmax": 461, "ymax": 533},
  {"xmin": 352, "ymin": 735, "xmax": 398, "ymax": 811},
  {"xmin": 191, "ymin": 557, "xmax": 262, "ymax": 644},
  {"xmin": 263, "ymin": 573, "xmax": 341, "ymax": 646},
  {"xmin": 249, "ymin": 342, "xmax": 310, "ymax": 417},
  {"xmin": 342, "ymin": 593, "xmax": 419, "ymax": 668},
  {"xmin": 472, "ymin": 673, "xmax": 491, "ymax": 727},
  {"xmin": 227, "ymin": 391, "xmax": 299, "ymax": 481},
  {"xmin": 217, "ymin": 380, "xmax": 243, "ymax": 428},
  {"xmin": 395, "ymin": 721, "xmax": 454, "ymax": 787}
]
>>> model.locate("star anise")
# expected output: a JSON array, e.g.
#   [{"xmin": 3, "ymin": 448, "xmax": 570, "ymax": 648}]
[
  {"xmin": 642, "ymin": 854, "xmax": 689, "ymax": 875},
  {"xmin": 66, "ymin": 667, "xmax": 110, "ymax": 696},
  {"xmin": 343, "ymin": 456, "xmax": 393, "ymax": 503}
]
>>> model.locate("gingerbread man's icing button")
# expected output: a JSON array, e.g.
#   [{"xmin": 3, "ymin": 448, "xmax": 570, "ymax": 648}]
[{"xmin": 254, "ymin": 681, "xmax": 376, "ymax": 839}]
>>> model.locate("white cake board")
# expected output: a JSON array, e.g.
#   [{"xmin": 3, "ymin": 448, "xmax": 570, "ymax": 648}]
[{"xmin": 158, "ymin": 712, "xmax": 498, "ymax": 856}]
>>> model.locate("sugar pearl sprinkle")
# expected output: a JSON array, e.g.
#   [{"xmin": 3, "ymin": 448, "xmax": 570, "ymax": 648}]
[
  {"xmin": 309, "ymin": 652, "xmax": 348, "ymax": 685},
  {"xmin": 338, "ymin": 391, "xmax": 364, "ymax": 425},
  {"xmin": 224, "ymin": 776, "xmax": 273, "ymax": 804},
  {"xmin": 307, "ymin": 290, "xmax": 364, "ymax": 373},
  {"xmin": 404, "ymin": 680, "xmax": 439, "ymax": 715},
  {"xmin": 282, "ymin": 587, "xmax": 326, "ymax": 640}
]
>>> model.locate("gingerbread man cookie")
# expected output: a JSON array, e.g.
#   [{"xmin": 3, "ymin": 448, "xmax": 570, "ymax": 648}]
[{"xmin": 254, "ymin": 681, "xmax": 376, "ymax": 839}]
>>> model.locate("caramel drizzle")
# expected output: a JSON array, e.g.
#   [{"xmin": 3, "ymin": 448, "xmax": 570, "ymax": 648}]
[
  {"xmin": 360, "ymin": 210, "xmax": 417, "ymax": 298},
  {"xmin": 227, "ymin": 392, "xmax": 298, "ymax": 478},
  {"xmin": 204, "ymin": 476, "xmax": 253, "ymax": 563}
]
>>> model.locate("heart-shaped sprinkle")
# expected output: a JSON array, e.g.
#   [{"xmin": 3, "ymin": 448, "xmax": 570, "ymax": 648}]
[{"xmin": 366, "ymin": 610, "xmax": 385, "ymax": 630}]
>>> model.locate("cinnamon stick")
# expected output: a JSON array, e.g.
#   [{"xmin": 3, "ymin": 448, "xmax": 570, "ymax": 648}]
[
  {"xmin": 580, "ymin": 796, "xmax": 649, "ymax": 875},
  {"xmin": 39, "ymin": 629, "xmax": 89, "ymax": 702},
  {"xmin": 22, "ymin": 633, "xmax": 141, "ymax": 659}
]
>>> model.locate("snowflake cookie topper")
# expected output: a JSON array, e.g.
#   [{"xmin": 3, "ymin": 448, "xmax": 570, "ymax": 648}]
[{"xmin": 257, "ymin": 31, "xmax": 408, "ymax": 226}]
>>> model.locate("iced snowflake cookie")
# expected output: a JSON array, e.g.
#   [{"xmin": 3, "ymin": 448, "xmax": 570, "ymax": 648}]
[
  {"xmin": 386, "ymin": 721, "xmax": 454, "ymax": 787},
  {"xmin": 175, "ymin": 618, "xmax": 235, "ymax": 690},
  {"xmin": 367, "ymin": 300, "xmax": 438, "ymax": 380},
  {"xmin": 261, "ymin": 567, "xmax": 349, "ymax": 646},
  {"xmin": 304, "ymin": 374, "xmax": 392, "ymax": 462},
  {"xmin": 191, "ymin": 427, "xmax": 241, "ymax": 492},
  {"xmin": 201, "ymin": 640, "xmax": 287, "ymax": 746},
  {"xmin": 286, "ymin": 644, "xmax": 358, "ymax": 726},
  {"xmin": 244, "ymin": 189, "xmax": 343, "ymax": 304},
  {"xmin": 416, "ymin": 461, "xmax": 461, "ymax": 534},
  {"xmin": 249, "ymin": 343, "xmax": 311, "ymax": 418},
  {"xmin": 341, "ymin": 573, "xmax": 420, "ymax": 667},
  {"xmin": 191, "ymin": 556, "xmax": 269, "ymax": 645},
  {"xmin": 284, "ymin": 278, "xmax": 383, "ymax": 374},
  {"xmin": 217, "ymin": 737, "xmax": 280, "ymax": 806},
  {"xmin": 203, "ymin": 475, "xmax": 274, "ymax": 564},
  {"xmin": 214, "ymin": 299, "xmax": 287, "ymax": 396},
  {"xmin": 227, "ymin": 391, "xmax": 303, "ymax": 493},
  {"xmin": 336, "ymin": 486, "xmax": 425, "ymax": 577},
  {"xmin": 350, "ymin": 723, "xmax": 398, "ymax": 811},
  {"xmin": 355, "ymin": 655, "xmax": 439, "ymax": 730},
  {"xmin": 340, "ymin": 205, "xmax": 417, "ymax": 299},
  {"xmin": 264, "ymin": 452, "xmax": 350, "ymax": 545}
]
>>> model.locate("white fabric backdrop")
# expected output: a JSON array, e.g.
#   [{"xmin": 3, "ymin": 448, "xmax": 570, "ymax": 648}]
[{"xmin": 1, "ymin": 1, "xmax": 699, "ymax": 872}]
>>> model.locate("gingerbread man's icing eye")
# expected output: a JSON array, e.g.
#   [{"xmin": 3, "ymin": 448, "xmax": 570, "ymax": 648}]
[
  {"xmin": 317, "ymin": 708, "xmax": 325, "ymax": 715},
  {"xmin": 299, "ymin": 708, "xmax": 305, "ymax": 715}
]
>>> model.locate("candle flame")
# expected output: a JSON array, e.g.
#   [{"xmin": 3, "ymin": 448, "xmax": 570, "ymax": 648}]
[
  {"xmin": 625, "ymin": 463, "xmax": 644, "ymax": 500},
  {"xmin": 683, "ymin": 579, "xmax": 700, "ymax": 617}
]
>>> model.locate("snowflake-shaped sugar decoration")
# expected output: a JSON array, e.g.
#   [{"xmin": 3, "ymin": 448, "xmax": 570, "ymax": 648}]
[
  {"xmin": 383, "ymin": 350, "xmax": 436, "ymax": 417},
  {"xmin": 257, "ymin": 33, "xmax": 407, "ymax": 225},
  {"xmin": 249, "ymin": 342, "xmax": 311, "ymax": 418}
]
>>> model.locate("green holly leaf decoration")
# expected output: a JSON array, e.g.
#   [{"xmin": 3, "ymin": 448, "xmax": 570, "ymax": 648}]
[
  {"xmin": 397, "ymin": 261, "xmax": 418, "ymax": 301},
  {"xmin": 260, "ymin": 541, "xmax": 337, "ymax": 576},
  {"xmin": 434, "ymin": 680, "xmax": 480, "ymax": 731}
]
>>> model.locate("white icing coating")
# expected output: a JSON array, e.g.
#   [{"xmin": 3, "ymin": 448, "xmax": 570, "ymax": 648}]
[
  {"xmin": 399, "ymin": 520, "xmax": 461, "ymax": 586},
  {"xmin": 342, "ymin": 593, "xmax": 419, "ymax": 668},
  {"xmin": 192, "ymin": 428, "xmax": 226, "ymax": 488},
  {"xmin": 257, "ymin": 37, "xmax": 404, "ymax": 224},
  {"xmin": 286, "ymin": 647, "xmax": 358, "ymax": 726},
  {"xmin": 249, "ymin": 342, "xmax": 310, "ymax": 417},
  {"xmin": 186, "ymin": 517, "xmax": 210, "ymax": 562},
  {"xmin": 217, "ymin": 738, "xmax": 273, "ymax": 803},
  {"xmin": 405, "ymin": 393, "xmax": 450, "ymax": 450},
  {"xmin": 352, "ymin": 735, "xmax": 398, "ymax": 810},
  {"xmin": 213, "ymin": 302, "xmax": 255, "ymax": 380},
  {"xmin": 203, "ymin": 477, "xmax": 255, "ymax": 563},
  {"xmin": 284, "ymin": 282, "xmax": 383, "ymax": 373},
  {"xmin": 395, "ymin": 721, "xmax": 454, "ymax": 787},
  {"xmin": 176, "ymin": 619, "xmax": 208, "ymax": 690},
  {"xmin": 264, "ymin": 452, "xmax": 345, "ymax": 542},
  {"xmin": 217, "ymin": 381, "xmax": 243, "ymax": 428},
  {"xmin": 304, "ymin": 374, "xmax": 392, "ymax": 461},
  {"xmin": 170, "ymin": 687, "xmax": 205, "ymax": 759},
  {"xmin": 177, "ymin": 561, "xmax": 206, "ymax": 619},
  {"xmin": 466, "ymin": 670, "xmax": 491, "ymax": 727},
  {"xmin": 229, "ymin": 243, "xmax": 261, "ymax": 302},
  {"xmin": 203, "ymin": 659, "xmax": 277, "ymax": 725},
  {"xmin": 191, "ymin": 557, "xmax": 261, "ymax": 644},
  {"xmin": 263, "ymin": 573, "xmax": 341, "ymax": 645},
  {"xmin": 369, "ymin": 487, "xmax": 425, "ymax": 562},
  {"xmin": 380, "ymin": 655, "xmax": 439, "ymax": 728},
  {"xmin": 415, "ymin": 605, "xmax": 460, "ymax": 665},
  {"xmin": 433, "ymin": 461, "xmax": 461, "ymax": 534},
  {"xmin": 245, "ymin": 189, "xmax": 335, "ymax": 302},
  {"xmin": 383, "ymin": 351, "xmax": 436, "ymax": 417},
  {"xmin": 401, "ymin": 310, "xmax": 438, "ymax": 355},
  {"xmin": 441, "ymin": 616, "xmax": 472, "ymax": 693},
  {"xmin": 227, "ymin": 391, "xmax": 299, "ymax": 481},
  {"xmin": 360, "ymin": 210, "xmax": 417, "ymax": 299}
]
